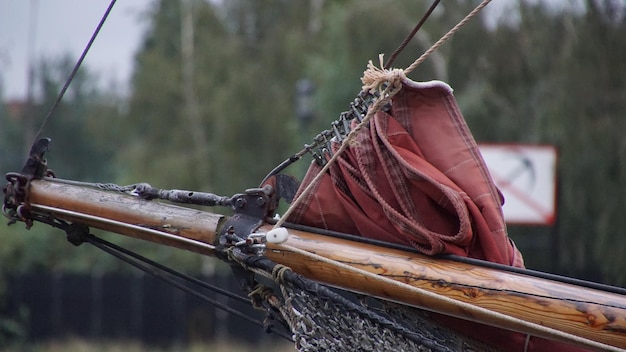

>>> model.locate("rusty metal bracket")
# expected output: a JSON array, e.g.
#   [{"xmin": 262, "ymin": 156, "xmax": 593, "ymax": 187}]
[
  {"xmin": 3, "ymin": 138, "xmax": 54, "ymax": 228},
  {"xmin": 217, "ymin": 185, "xmax": 275, "ymax": 255},
  {"xmin": 21, "ymin": 138, "xmax": 52, "ymax": 177}
]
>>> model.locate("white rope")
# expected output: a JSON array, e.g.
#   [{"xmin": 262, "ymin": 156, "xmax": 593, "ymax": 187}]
[
  {"xmin": 405, "ymin": 0, "xmax": 492, "ymax": 75},
  {"xmin": 273, "ymin": 0, "xmax": 493, "ymax": 230},
  {"xmin": 263, "ymin": 1, "xmax": 626, "ymax": 350},
  {"xmin": 272, "ymin": 82, "xmax": 396, "ymax": 229}
]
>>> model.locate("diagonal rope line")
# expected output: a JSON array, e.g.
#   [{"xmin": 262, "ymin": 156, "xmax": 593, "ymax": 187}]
[
  {"xmin": 85, "ymin": 235, "xmax": 292, "ymax": 342},
  {"xmin": 275, "ymin": 241, "xmax": 623, "ymax": 352},
  {"xmin": 269, "ymin": 0, "xmax": 624, "ymax": 347},
  {"xmin": 273, "ymin": 0, "xmax": 491, "ymax": 230},
  {"xmin": 32, "ymin": 0, "xmax": 117, "ymax": 144},
  {"xmin": 273, "ymin": 82, "xmax": 399, "ymax": 229},
  {"xmin": 405, "ymin": 0, "xmax": 492, "ymax": 76},
  {"xmin": 269, "ymin": 1, "xmax": 624, "ymax": 348},
  {"xmin": 385, "ymin": 0, "xmax": 441, "ymax": 69}
]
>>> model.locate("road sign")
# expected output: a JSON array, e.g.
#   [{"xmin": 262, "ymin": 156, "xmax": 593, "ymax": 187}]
[{"xmin": 479, "ymin": 144, "xmax": 557, "ymax": 225}]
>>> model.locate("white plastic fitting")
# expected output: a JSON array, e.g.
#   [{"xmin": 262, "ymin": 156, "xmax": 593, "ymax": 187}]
[{"xmin": 265, "ymin": 227, "xmax": 289, "ymax": 244}]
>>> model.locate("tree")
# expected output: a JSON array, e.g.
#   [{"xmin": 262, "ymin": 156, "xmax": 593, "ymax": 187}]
[
  {"xmin": 3, "ymin": 0, "xmax": 626, "ymax": 286},
  {"xmin": 121, "ymin": 0, "xmax": 313, "ymax": 194},
  {"xmin": 445, "ymin": 1, "xmax": 626, "ymax": 284},
  {"xmin": 0, "ymin": 54, "xmax": 137, "ymax": 274},
  {"xmin": 551, "ymin": 0, "xmax": 626, "ymax": 284}
]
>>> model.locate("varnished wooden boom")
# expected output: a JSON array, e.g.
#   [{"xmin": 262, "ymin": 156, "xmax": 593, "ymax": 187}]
[
  {"xmin": 24, "ymin": 179, "xmax": 626, "ymax": 349},
  {"xmin": 27, "ymin": 179, "xmax": 222, "ymax": 255}
]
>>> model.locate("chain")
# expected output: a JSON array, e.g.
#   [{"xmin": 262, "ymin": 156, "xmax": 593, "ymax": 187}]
[
  {"xmin": 305, "ymin": 90, "xmax": 383, "ymax": 166},
  {"xmin": 261, "ymin": 89, "xmax": 382, "ymax": 185},
  {"xmin": 46, "ymin": 178, "xmax": 233, "ymax": 207}
]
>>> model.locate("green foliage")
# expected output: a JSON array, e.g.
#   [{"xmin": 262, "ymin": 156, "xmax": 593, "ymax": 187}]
[
  {"xmin": 308, "ymin": 1, "xmax": 440, "ymax": 133},
  {"xmin": 1, "ymin": 0, "xmax": 626, "ymax": 287},
  {"xmin": 120, "ymin": 0, "xmax": 320, "ymax": 194},
  {"xmin": 444, "ymin": 1, "xmax": 626, "ymax": 285},
  {"xmin": 0, "ymin": 309, "xmax": 27, "ymax": 349},
  {"xmin": 0, "ymin": 54, "xmax": 134, "ymax": 279},
  {"xmin": 36, "ymin": 56, "xmax": 121, "ymax": 182}
]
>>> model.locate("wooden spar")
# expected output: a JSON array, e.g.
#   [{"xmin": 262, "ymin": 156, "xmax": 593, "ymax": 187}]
[
  {"xmin": 264, "ymin": 225, "xmax": 626, "ymax": 350},
  {"xmin": 22, "ymin": 178, "xmax": 626, "ymax": 349},
  {"xmin": 26, "ymin": 179, "xmax": 223, "ymax": 255}
]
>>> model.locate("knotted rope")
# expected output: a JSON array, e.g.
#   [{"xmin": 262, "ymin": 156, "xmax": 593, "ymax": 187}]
[
  {"xmin": 361, "ymin": 54, "xmax": 406, "ymax": 94},
  {"xmin": 262, "ymin": 2, "xmax": 626, "ymax": 349},
  {"xmin": 274, "ymin": 0, "xmax": 492, "ymax": 229}
]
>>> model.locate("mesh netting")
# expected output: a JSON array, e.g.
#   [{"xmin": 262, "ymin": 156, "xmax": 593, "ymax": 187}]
[{"xmin": 239, "ymin": 255, "xmax": 501, "ymax": 352}]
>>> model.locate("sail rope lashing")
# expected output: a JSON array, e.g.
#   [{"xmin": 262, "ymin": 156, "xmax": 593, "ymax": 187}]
[
  {"xmin": 272, "ymin": 72, "xmax": 400, "ymax": 229},
  {"xmin": 260, "ymin": 0, "xmax": 442, "ymax": 184},
  {"xmin": 226, "ymin": 250, "xmax": 501, "ymax": 352},
  {"xmin": 273, "ymin": 0, "xmax": 492, "ymax": 230}
]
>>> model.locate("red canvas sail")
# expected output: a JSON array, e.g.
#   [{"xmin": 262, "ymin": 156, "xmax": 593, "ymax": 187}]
[
  {"xmin": 288, "ymin": 79, "xmax": 523, "ymax": 267},
  {"xmin": 280, "ymin": 78, "xmax": 592, "ymax": 351}
]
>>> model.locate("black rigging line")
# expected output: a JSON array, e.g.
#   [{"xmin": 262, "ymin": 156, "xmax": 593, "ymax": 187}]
[
  {"xmin": 23, "ymin": 0, "xmax": 624, "ymax": 338},
  {"xmin": 86, "ymin": 235, "xmax": 250, "ymax": 306},
  {"xmin": 29, "ymin": 211, "xmax": 294, "ymax": 341},
  {"xmin": 83, "ymin": 234, "xmax": 294, "ymax": 342},
  {"xmin": 31, "ymin": 0, "xmax": 117, "ymax": 145},
  {"xmin": 261, "ymin": 1, "xmax": 441, "ymax": 182},
  {"xmin": 385, "ymin": 0, "xmax": 441, "ymax": 69},
  {"xmin": 280, "ymin": 221, "xmax": 626, "ymax": 297}
]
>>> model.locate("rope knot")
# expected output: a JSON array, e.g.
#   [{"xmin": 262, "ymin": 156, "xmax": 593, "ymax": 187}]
[
  {"xmin": 361, "ymin": 54, "xmax": 406, "ymax": 94},
  {"xmin": 271, "ymin": 264, "xmax": 292, "ymax": 284}
]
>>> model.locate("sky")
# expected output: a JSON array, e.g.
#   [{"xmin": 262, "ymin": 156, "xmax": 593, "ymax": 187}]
[
  {"xmin": 0, "ymin": 0, "xmax": 596, "ymax": 102},
  {"xmin": 0, "ymin": 0, "xmax": 152, "ymax": 101}
]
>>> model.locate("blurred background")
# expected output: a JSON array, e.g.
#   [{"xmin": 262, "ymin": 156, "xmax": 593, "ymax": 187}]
[{"xmin": 1, "ymin": 0, "xmax": 625, "ymax": 350}]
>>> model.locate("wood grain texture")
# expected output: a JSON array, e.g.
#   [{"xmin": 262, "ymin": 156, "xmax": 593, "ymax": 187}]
[
  {"xmin": 27, "ymin": 179, "xmax": 222, "ymax": 254},
  {"xmin": 261, "ymin": 226, "xmax": 626, "ymax": 349},
  {"xmin": 22, "ymin": 178, "xmax": 626, "ymax": 349}
]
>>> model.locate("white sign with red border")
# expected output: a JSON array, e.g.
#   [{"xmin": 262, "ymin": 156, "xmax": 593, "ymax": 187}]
[{"xmin": 479, "ymin": 144, "xmax": 557, "ymax": 225}]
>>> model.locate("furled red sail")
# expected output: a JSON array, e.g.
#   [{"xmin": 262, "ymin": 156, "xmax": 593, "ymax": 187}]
[
  {"xmin": 288, "ymin": 79, "xmax": 523, "ymax": 267},
  {"xmin": 282, "ymin": 78, "xmax": 593, "ymax": 351}
]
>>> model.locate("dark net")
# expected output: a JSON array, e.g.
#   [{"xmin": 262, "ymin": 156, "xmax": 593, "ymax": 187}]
[{"xmin": 240, "ymin": 255, "xmax": 500, "ymax": 352}]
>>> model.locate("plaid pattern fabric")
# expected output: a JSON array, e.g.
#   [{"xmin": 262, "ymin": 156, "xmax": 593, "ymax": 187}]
[{"xmin": 288, "ymin": 79, "xmax": 523, "ymax": 267}]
